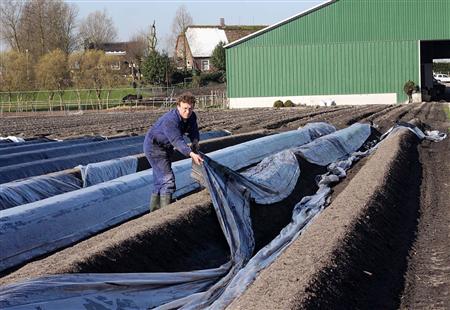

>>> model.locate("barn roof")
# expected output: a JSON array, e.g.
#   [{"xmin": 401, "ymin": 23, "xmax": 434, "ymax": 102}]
[{"xmin": 224, "ymin": 0, "xmax": 336, "ymax": 48}]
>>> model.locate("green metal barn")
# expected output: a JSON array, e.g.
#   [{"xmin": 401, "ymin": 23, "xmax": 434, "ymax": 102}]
[{"xmin": 225, "ymin": 0, "xmax": 450, "ymax": 108}]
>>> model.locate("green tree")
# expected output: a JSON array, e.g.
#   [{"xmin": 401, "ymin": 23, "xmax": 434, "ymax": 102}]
[
  {"xmin": 211, "ymin": 41, "xmax": 226, "ymax": 71},
  {"xmin": 35, "ymin": 49, "xmax": 69, "ymax": 110},
  {"xmin": 142, "ymin": 50, "xmax": 173, "ymax": 85}
]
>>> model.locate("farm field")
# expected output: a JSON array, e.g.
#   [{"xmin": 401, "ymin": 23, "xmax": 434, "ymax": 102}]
[
  {"xmin": 0, "ymin": 103, "xmax": 449, "ymax": 309},
  {"xmin": 0, "ymin": 103, "xmax": 422, "ymax": 139}
]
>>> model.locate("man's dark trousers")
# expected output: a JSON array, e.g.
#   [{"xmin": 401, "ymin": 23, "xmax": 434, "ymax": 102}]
[{"xmin": 146, "ymin": 143, "xmax": 175, "ymax": 195}]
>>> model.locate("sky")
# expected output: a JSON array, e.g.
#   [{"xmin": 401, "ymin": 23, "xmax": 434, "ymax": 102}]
[{"xmin": 69, "ymin": 0, "xmax": 324, "ymax": 51}]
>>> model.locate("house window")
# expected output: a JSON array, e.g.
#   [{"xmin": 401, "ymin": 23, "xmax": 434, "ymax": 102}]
[
  {"xmin": 201, "ymin": 60, "xmax": 210, "ymax": 71},
  {"xmin": 111, "ymin": 62, "xmax": 121, "ymax": 70}
]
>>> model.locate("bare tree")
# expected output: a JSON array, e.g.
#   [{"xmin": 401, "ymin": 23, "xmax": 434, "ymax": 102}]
[
  {"xmin": 78, "ymin": 10, "xmax": 117, "ymax": 49},
  {"xmin": 1, "ymin": 0, "xmax": 78, "ymax": 60},
  {"xmin": 48, "ymin": 2, "xmax": 79, "ymax": 53},
  {"xmin": 171, "ymin": 5, "xmax": 193, "ymax": 40},
  {"xmin": 128, "ymin": 32, "xmax": 150, "ymax": 80},
  {"xmin": 170, "ymin": 5, "xmax": 193, "ymax": 65},
  {"xmin": 0, "ymin": 0, "xmax": 24, "ymax": 52}
]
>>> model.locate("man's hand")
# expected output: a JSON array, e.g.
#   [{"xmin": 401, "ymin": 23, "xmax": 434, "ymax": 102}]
[{"xmin": 190, "ymin": 152, "xmax": 204, "ymax": 165}]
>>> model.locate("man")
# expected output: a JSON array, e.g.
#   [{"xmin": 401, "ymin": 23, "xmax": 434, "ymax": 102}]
[{"xmin": 144, "ymin": 92, "xmax": 203, "ymax": 212}]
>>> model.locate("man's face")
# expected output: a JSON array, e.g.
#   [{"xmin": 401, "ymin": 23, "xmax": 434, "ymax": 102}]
[{"xmin": 177, "ymin": 101, "xmax": 194, "ymax": 120}]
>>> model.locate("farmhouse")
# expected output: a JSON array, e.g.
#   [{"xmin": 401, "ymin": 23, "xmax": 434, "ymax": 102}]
[
  {"xmin": 86, "ymin": 41, "xmax": 144, "ymax": 80},
  {"xmin": 175, "ymin": 20, "xmax": 265, "ymax": 72},
  {"xmin": 225, "ymin": 0, "xmax": 450, "ymax": 108}
]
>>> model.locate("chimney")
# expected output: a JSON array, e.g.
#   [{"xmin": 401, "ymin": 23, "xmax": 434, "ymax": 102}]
[{"xmin": 220, "ymin": 18, "xmax": 225, "ymax": 27}]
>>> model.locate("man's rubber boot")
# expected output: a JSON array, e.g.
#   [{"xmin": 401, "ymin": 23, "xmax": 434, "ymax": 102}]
[
  {"xmin": 149, "ymin": 194, "xmax": 160, "ymax": 212},
  {"xmin": 160, "ymin": 194, "xmax": 172, "ymax": 209}
]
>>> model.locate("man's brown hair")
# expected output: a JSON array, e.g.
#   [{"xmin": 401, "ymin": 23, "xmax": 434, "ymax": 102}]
[{"xmin": 177, "ymin": 92, "xmax": 196, "ymax": 106}]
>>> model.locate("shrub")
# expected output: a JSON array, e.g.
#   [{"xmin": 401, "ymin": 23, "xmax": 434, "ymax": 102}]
[
  {"xmin": 170, "ymin": 70, "xmax": 192, "ymax": 85},
  {"xmin": 403, "ymin": 80, "xmax": 415, "ymax": 102},
  {"xmin": 284, "ymin": 100, "xmax": 294, "ymax": 107},
  {"xmin": 201, "ymin": 71, "xmax": 224, "ymax": 84},
  {"xmin": 273, "ymin": 100, "xmax": 284, "ymax": 108}
]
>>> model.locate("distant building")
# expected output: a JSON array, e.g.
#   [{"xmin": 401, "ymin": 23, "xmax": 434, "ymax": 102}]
[
  {"xmin": 86, "ymin": 41, "xmax": 145, "ymax": 81},
  {"xmin": 175, "ymin": 19, "xmax": 266, "ymax": 72}
]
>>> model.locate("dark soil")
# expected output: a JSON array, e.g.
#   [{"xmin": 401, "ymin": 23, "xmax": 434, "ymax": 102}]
[
  {"xmin": 0, "ymin": 105, "xmax": 394, "ymax": 140},
  {"xmin": 300, "ymin": 133, "xmax": 422, "ymax": 310},
  {"xmin": 399, "ymin": 103, "xmax": 450, "ymax": 309}
]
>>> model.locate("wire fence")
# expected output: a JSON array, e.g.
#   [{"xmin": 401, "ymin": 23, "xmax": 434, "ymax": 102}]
[{"xmin": 0, "ymin": 87, "xmax": 228, "ymax": 116}]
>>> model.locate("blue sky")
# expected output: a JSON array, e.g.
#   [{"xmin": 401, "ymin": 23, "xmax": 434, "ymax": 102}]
[{"xmin": 70, "ymin": 0, "xmax": 323, "ymax": 51}]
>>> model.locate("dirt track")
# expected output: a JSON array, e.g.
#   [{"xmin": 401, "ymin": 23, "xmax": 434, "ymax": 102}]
[{"xmin": 0, "ymin": 103, "xmax": 449, "ymax": 309}]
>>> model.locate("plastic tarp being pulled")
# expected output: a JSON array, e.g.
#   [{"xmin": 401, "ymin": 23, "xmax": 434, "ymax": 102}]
[
  {"xmin": 78, "ymin": 130, "xmax": 232, "ymax": 188},
  {"xmin": 0, "ymin": 123, "xmax": 335, "ymax": 274},
  {"xmin": 2, "ymin": 122, "xmax": 381, "ymax": 309}
]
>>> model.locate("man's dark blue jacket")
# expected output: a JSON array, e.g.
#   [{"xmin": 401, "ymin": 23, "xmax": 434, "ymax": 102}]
[{"xmin": 143, "ymin": 109, "xmax": 199, "ymax": 157}]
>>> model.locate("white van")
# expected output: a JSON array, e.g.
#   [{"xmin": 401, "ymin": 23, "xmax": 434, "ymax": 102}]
[{"xmin": 433, "ymin": 73, "xmax": 450, "ymax": 83}]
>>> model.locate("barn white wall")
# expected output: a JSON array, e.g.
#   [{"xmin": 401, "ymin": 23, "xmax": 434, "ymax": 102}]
[{"xmin": 229, "ymin": 93, "xmax": 398, "ymax": 108}]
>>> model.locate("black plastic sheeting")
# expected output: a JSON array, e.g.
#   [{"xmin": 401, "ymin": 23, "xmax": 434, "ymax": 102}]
[
  {"xmin": 0, "ymin": 137, "xmax": 55, "ymax": 149},
  {"xmin": 0, "ymin": 131, "xmax": 229, "ymax": 157},
  {"xmin": 0, "ymin": 136, "xmax": 105, "ymax": 155},
  {"xmin": 79, "ymin": 156, "xmax": 138, "ymax": 187},
  {"xmin": 0, "ymin": 131, "xmax": 230, "ymax": 184},
  {"xmin": 0, "ymin": 136, "xmax": 144, "ymax": 167},
  {"xmin": 0, "ymin": 144, "xmax": 143, "ymax": 184},
  {"xmin": 0, "ymin": 174, "xmax": 82, "ymax": 210},
  {"xmin": 0, "ymin": 131, "xmax": 231, "ymax": 206},
  {"xmin": 0, "ymin": 123, "xmax": 374, "ymax": 309}
]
